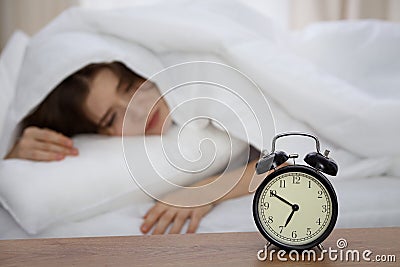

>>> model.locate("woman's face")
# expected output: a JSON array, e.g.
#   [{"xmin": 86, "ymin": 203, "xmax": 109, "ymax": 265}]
[{"xmin": 84, "ymin": 68, "xmax": 172, "ymax": 136}]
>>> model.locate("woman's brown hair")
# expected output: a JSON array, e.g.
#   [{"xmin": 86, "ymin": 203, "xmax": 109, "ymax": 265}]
[{"xmin": 19, "ymin": 61, "xmax": 141, "ymax": 137}]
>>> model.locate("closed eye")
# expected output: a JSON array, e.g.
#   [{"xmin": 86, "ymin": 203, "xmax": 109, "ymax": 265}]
[
  {"xmin": 105, "ymin": 112, "xmax": 117, "ymax": 127},
  {"xmin": 125, "ymin": 81, "xmax": 134, "ymax": 92}
]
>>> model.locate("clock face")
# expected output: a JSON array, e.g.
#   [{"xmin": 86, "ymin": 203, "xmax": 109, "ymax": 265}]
[{"xmin": 253, "ymin": 165, "xmax": 337, "ymax": 250}]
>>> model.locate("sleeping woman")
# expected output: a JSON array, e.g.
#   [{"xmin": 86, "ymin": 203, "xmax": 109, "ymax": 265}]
[{"xmin": 4, "ymin": 61, "xmax": 270, "ymax": 235}]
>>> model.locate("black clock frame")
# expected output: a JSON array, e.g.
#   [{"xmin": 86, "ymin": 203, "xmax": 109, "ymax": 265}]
[{"xmin": 253, "ymin": 164, "xmax": 338, "ymax": 251}]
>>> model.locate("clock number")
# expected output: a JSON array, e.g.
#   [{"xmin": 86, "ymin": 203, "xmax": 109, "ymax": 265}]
[
  {"xmin": 279, "ymin": 180, "xmax": 286, "ymax": 188},
  {"xmin": 267, "ymin": 216, "xmax": 274, "ymax": 223},
  {"xmin": 317, "ymin": 190, "xmax": 323, "ymax": 198},
  {"xmin": 306, "ymin": 227, "xmax": 312, "ymax": 236},
  {"xmin": 316, "ymin": 218, "xmax": 321, "ymax": 225},
  {"xmin": 263, "ymin": 202, "xmax": 270, "ymax": 209},
  {"xmin": 279, "ymin": 226, "xmax": 284, "ymax": 234},
  {"xmin": 291, "ymin": 230, "xmax": 297, "ymax": 238},
  {"xmin": 322, "ymin": 204, "xmax": 327, "ymax": 213},
  {"xmin": 308, "ymin": 181, "xmax": 311, "ymax": 188},
  {"xmin": 292, "ymin": 176, "xmax": 300, "ymax": 184},
  {"xmin": 270, "ymin": 190, "xmax": 276, "ymax": 197}
]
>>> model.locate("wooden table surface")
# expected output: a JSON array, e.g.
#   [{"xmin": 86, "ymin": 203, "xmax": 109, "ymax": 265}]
[{"xmin": 1, "ymin": 227, "xmax": 398, "ymax": 266}]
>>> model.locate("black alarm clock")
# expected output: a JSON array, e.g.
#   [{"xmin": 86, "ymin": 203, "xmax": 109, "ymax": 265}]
[{"xmin": 253, "ymin": 132, "xmax": 338, "ymax": 251}]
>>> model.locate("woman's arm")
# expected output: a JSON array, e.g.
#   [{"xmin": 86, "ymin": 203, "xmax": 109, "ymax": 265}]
[
  {"xmin": 141, "ymin": 156, "xmax": 272, "ymax": 235},
  {"xmin": 187, "ymin": 158, "xmax": 265, "ymax": 204}
]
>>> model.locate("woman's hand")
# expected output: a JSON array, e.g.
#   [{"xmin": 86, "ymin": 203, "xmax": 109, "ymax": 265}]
[
  {"xmin": 140, "ymin": 157, "xmax": 266, "ymax": 235},
  {"xmin": 5, "ymin": 126, "xmax": 78, "ymax": 161},
  {"xmin": 141, "ymin": 201, "xmax": 214, "ymax": 235}
]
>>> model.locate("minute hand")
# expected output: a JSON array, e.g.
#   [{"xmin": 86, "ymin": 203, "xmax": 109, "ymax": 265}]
[{"xmin": 272, "ymin": 192, "xmax": 293, "ymax": 207}]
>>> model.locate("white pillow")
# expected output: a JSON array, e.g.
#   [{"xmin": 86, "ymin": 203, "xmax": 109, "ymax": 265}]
[{"xmin": 0, "ymin": 122, "xmax": 249, "ymax": 234}]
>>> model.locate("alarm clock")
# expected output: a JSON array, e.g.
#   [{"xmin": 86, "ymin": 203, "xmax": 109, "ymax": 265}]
[{"xmin": 253, "ymin": 132, "xmax": 338, "ymax": 251}]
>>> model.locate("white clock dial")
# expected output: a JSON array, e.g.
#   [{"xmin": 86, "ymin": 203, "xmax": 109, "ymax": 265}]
[{"xmin": 257, "ymin": 171, "xmax": 333, "ymax": 246}]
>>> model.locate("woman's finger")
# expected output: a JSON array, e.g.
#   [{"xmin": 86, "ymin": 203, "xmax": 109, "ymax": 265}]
[
  {"xmin": 152, "ymin": 210, "xmax": 176, "ymax": 235},
  {"xmin": 34, "ymin": 140, "xmax": 78, "ymax": 156},
  {"xmin": 28, "ymin": 127, "xmax": 73, "ymax": 147},
  {"xmin": 168, "ymin": 212, "xmax": 188, "ymax": 234},
  {"xmin": 142, "ymin": 203, "xmax": 157, "ymax": 219},
  {"xmin": 21, "ymin": 149, "xmax": 64, "ymax": 161},
  {"xmin": 187, "ymin": 213, "xmax": 201, "ymax": 233},
  {"xmin": 141, "ymin": 205, "xmax": 165, "ymax": 233}
]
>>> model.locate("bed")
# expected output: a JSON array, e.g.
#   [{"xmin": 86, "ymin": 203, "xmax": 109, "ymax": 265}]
[{"xmin": 1, "ymin": 175, "xmax": 400, "ymax": 239}]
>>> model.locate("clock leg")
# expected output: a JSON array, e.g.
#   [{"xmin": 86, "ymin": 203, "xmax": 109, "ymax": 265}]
[{"xmin": 317, "ymin": 244, "xmax": 324, "ymax": 252}]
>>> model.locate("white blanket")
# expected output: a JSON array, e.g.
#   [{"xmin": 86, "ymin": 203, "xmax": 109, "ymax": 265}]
[
  {"xmin": 1, "ymin": 0, "xmax": 400, "ymax": 237},
  {"xmin": 1, "ymin": 0, "xmax": 399, "ymax": 180}
]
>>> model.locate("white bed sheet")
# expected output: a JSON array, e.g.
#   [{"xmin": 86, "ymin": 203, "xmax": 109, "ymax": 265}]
[{"xmin": 1, "ymin": 175, "xmax": 399, "ymax": 240}]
